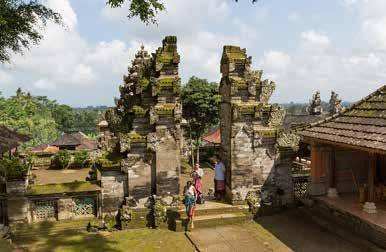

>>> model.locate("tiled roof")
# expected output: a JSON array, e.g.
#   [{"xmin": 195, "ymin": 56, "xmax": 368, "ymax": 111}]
[
  {"xmin": 51, "ymin": 132, "xmax": 97, "ymax": 151},
  {"xmin": 202, "ymin": 128, "xmax": 221, "ymax": 145},
  {"xmin": 283, "ymin": 114, "xmax": 327, "ymax": 132},
  {"xmin": 299, "ymin": 85, "xmax": 386, "ymax": 153},
  {"xmin": 0, "ymin": 125, "xmax": 30, "ymax": 153},
  {"xmin": 51, "ymin": 133, "xmax": 82, "ymax": 147}
]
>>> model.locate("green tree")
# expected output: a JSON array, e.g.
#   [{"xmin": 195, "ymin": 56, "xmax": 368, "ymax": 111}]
[
  {"xmin": 0, "ymin": 88, "xmax": 60, "ymax": 149},
  {"xmin": 73, "ymin": 109, "xmax": 100, "ymax": 135},
  {"xmin": 0, "ymin": 0, "xmax": 62, "ymax": 63},
  {"xmin": 51, "ymin": 150, "xmax": 71, "ymax": 169},
  {"xmin": 107, "ymin": 0, "xmax": 259, "ymax": 24},
  {"xmin": 52, "ymin": 104, "xmax": 76, "ymax": 133},
  {"xmin": 181, "ymin": 76, "xmax": 221, "ymax": 164}
]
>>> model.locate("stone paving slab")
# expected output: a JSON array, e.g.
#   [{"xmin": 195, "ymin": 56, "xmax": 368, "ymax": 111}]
[{"xmin": 186, "ymin": 224, "xmax": 291, "ymax": 252}]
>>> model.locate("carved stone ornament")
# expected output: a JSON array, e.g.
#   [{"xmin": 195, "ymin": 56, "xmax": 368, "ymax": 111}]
[
  {"xmin": 174, "ymin": 102, "xmax": 182, "ymax": 122},
  {"xmin": 149, "ymin": 107, "xmax": 159, "ymax": 125},
  {"xmin": 260, "ymin": 79, "xmax": 276, "ymax": 103},
  {"xmin": 147, "ymin": 132, "xmax": 158, "ymax": 151},
  {"xmin": 231, "ymin": 124, "xmax": 243, "ymax": 138},
  {"xmin": 243, "ymin": 124, "xmax": 254, "ymax": 137},
  {"xmin": 119, "ymin": 134, "xmax": 131, "ymax": 153},
  {"xmin": 329, "ymin": 91, "xmax": 344, "ymax": 115},
  {"xmin": 268, "ymin": 105, "xmax": 286, "ymax": 127},
  {"xmin": 276, "ymin": 132, "xmax": 300, "ymax": 151},
  {"xmin": 232, "ymin": 105, "xmax": 240, "ymax": 121}
]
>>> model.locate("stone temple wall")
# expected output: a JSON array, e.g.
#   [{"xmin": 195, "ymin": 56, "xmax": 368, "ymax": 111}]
[
  {"xmin": 219, "ymin": 45, "xmax": 295, "ymax": 204},
  {"xmin": 101, "ymin": 36, "xmax": 182, "ymax": 209}
]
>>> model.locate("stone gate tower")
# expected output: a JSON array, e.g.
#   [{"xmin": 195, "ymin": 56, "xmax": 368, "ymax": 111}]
[
  {"xmin": 101, "ymin": 36, "xmax": 181, "ymax": 210},
  {"xmin": 219, "ymin": 45, "xmax": 287, "ymax": 204}
]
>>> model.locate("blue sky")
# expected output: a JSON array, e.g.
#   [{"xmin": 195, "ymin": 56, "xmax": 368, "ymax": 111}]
[{"xmin": 1, "ymin": 0, "xmax": 385, "ymax": 107}]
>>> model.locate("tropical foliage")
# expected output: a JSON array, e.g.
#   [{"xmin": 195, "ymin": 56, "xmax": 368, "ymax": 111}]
[
  {"xmin": 0, "ymin": 0, "xmax": 62, "ymax": 63},
  {"xmin": 106, "ymin": 0, "xmax": 259, "ymax": 24},
  {"xmin": 51, "ymin": 150, "xmax": 71, "ymax": 169},
  {"xmin": 0, "ymin": 88, "xmax": 105, "ymax": 149},
  {"xmin": 181, "ymin": 76, "xmax": 221, "ymax": 163},
  {"xmin": 0, "ymin": 154, "xmax": 31, "ymax": 178}
]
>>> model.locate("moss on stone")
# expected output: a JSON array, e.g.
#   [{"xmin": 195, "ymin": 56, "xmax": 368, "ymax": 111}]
[
  {"xmin": 131, "ymin": 105, "xmax": 148, "ymax": 117},
  {"xmin": 128, "ymin": 131, "xmax": 147, "ymax": 143},
  {"xmin": 27, "ymin": 181, "xmax": 101, "ymax": 195}
]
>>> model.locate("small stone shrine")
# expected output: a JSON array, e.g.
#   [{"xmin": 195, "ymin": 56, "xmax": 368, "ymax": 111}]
[
  {"xmin": 329, "ymin": 91, "xmax": 344, "ymax": 115},
  {"xmin": 307, "ymin": 90, "xmax": 323, "ymax": 115},
  {"xmin": 99, "ymin": 36, "xmax": 182, "ymax": 213},
  {"xmin": 219, "ymin": 45, "xmax": 294, "ymax": 205}
]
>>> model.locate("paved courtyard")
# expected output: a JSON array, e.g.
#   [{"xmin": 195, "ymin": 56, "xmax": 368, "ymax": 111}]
[{"xmin": 187, "ymin": 209, "xmax": 365, "ymax": 252}]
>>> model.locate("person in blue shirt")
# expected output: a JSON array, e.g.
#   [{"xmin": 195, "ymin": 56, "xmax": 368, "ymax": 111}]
[{"xmin": 213, "ymin": 154, "xmax": 226, "ymax": 201}]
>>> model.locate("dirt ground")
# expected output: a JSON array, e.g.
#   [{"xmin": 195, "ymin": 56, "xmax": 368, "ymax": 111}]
[{"xmin": 31, "ymin": 168, "xmax": 91, "ymax": 185}]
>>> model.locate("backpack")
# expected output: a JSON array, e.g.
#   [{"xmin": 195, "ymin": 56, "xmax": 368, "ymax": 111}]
[{"xmin": 196, "ymin": 193, "xmax": 205, "ymax": 204}]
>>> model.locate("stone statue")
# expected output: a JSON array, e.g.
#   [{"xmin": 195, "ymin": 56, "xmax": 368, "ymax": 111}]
[
  {"xmin": 329, "ymin": 91, "xmax": 344, "ymax": 115},
  {"xmin": 308, "ymin": 90, "xmax": 323, "ymax": 115}
]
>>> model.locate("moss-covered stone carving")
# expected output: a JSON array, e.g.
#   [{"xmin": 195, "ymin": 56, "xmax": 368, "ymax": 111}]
[
  {"xmin": 219, "ymin": 45, "xmax": 292, "ymax": 206},
  {"xmin": 98, "ymin": 36, "xmax": 182, "ymax": 214}
]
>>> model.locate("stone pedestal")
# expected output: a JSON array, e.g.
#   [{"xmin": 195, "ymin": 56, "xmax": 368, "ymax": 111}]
[
  {"xmin": 327, "ymin": 187, "xmax": 338, "ymax": 198},
  {"xmin": 363, "ymin": 202, "xmax": 377, "ymax": 214}
]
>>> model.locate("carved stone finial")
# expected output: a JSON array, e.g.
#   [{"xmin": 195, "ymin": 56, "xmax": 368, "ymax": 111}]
[
  {"xmin": 307, "ymin": 90, "xmax": 323, "ymax": 115},
  {"xmin": 329, "ymin": 91, "xmax": 344, "ymax": 115}
]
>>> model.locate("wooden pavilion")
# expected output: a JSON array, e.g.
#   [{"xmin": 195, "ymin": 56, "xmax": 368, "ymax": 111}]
[
  {"xmin": 0, "ymin": 125, "xmax": 30, "ymax": 155},
  {"xmin": 299, "ymin": 85, "xmax": 386, "ymax": 214}
]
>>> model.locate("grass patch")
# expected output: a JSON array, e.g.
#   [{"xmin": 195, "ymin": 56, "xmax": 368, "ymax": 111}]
[
  {"xmin": 0, "ymin": 239, "xmax": 12, "ymax": 252},
  {"xmin": 27, "ymin": 181, "xmax": 100, "ymax": 195},
  {"xmin": 14, "ymin": 228, "xmax": 195, "ymax": 252}
]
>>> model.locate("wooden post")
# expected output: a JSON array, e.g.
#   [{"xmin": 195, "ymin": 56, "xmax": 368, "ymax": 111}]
[
  {"xmin": 368, "ymin": 153, "xmax": 376, "ymax": 202},
  {"xmin": 311, "ymin": 145, "xmax": 318, "ymax": 183},
  {"xmin": 331, "ymin": 146, "xmax": 336, "ymax": 188}
]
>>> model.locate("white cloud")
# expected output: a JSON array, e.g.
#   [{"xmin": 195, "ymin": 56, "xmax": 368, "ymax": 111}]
[
  {"xmin": 34, "ymin": 79, "xmax": 56, "ymax": 91},
  {"xmin": 259, "ymin": 51, "xmax": 291, "ymax": 72},
  {"xmin": 301, "ymin": 30, "xmax": 331, "ymax": 49},
  {"xmin": 257, "ymin": 25, "xmax": 386, "ymax": 103},
  {"xmin": 46, "ymin": 0, "xmax": 77, "ymax": 31}
]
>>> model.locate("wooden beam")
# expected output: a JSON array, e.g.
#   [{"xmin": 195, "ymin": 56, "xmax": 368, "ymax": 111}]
[{"xmin": 301, "ymin": 136, "xmax": 386, "ymax": 155}]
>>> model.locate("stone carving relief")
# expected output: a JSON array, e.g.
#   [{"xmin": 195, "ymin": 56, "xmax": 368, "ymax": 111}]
[
  {"xmin": 268, "ymin": 105, "xmax": 286, "ymax": 127},
  {"xmin": 260, "ymin": 79, "xmax": 276, "ymax": 103}
]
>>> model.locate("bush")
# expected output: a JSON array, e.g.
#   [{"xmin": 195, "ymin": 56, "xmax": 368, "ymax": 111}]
[
  {"xmin": 71, "ymin": 151, "xmax": 90, "ymax": 168},
  {"xmin": 0, "ymin": 156, "xmax": 30, "ymax": 178},
  {"xmin": 51, "ymin": 150, "xmax": 71, "ymax": 169}
]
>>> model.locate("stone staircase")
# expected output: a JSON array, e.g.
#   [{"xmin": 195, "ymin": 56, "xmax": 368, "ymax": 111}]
[{"xmin": 174, "ymin": 200, "xmax": 252, "ymax": 232}]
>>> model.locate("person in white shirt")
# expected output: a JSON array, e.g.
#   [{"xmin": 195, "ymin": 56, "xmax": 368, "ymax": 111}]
[
  {"xmin": 213, "ymin": 154, "xmax": 226, "ymax": 200},
  {"xmin": 183, "ymin": 181, "xmax": 197, "ymax": 229}
]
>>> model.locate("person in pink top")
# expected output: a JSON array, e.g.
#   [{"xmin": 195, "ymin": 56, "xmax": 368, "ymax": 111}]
[{"xmin": 191, "ymin": 164, "xmax": 204, "ymax": 204}]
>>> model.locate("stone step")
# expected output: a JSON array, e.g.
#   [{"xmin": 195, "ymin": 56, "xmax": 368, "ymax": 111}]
[
  {"xmin": 176, "ymin": 203, "xmax": 250, "ymax": 219},
  {"xmin": 175, "ymin": 212, "xmax": 248, "ymax": 232}
]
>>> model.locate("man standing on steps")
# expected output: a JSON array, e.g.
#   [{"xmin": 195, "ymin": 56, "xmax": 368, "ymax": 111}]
[{"xmin": 213, "ymin": 155, "xmax": 226, "ymax": 201}]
